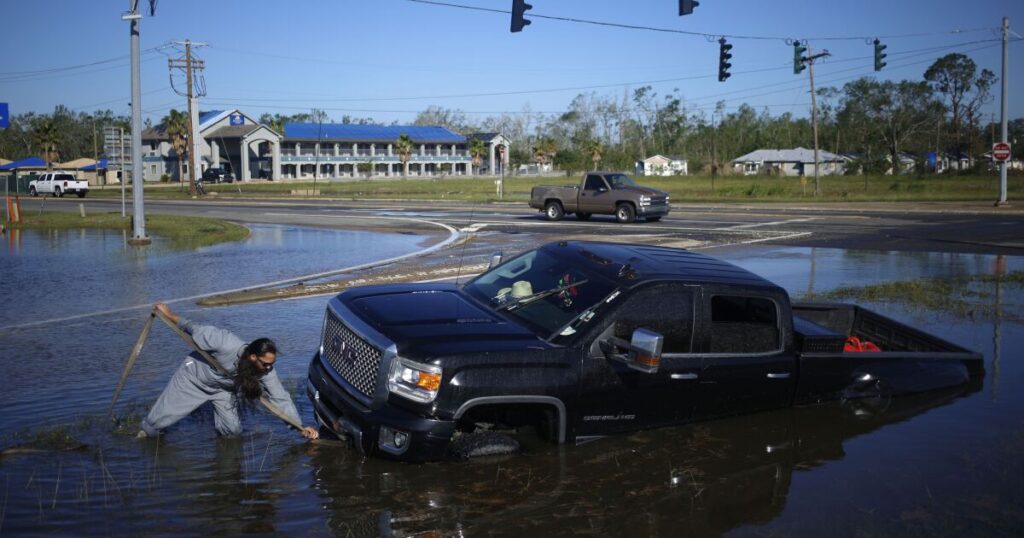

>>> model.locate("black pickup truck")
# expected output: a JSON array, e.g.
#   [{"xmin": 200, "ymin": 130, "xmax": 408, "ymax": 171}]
[{"xmin": 307, "ymin": 241, "xmax": 983, "ymax": 461}]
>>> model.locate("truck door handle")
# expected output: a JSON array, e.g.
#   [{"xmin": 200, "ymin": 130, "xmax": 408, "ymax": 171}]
[
  {"xmin": 766, "ymin": 372, "xmax": 790, "ymax": 379},
  {"xmin": 671, "ymin": 373, "xmax": 698, "ymax": 380}
]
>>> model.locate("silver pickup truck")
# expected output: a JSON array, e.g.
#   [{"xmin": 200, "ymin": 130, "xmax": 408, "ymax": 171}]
[{"xmin": 529, "ymin": 172, "xmax": 670, "ymax": 223}]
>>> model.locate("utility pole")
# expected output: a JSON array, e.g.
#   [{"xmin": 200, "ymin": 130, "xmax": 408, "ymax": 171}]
[
  {"xmin": 802, "ymin": 45, "xmax": 831, "ymax": 196},
  {"xmin": 169, "ymin": 40, "xmax": 207, "ymax": 195},
  {"xmin": 123, "ymin": 0, "xmax": 149, "ymax": 244},
  {"xmin": 997, "ymin": 17, "xmax": 1010, "ymax": 206}
]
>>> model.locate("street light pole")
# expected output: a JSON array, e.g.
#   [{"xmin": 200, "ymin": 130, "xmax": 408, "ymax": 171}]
[
  {"xmin": 997, "ymin": 16, "xmax": 1010, "ymax": 206},
  {"xmin": 125, "ymin": 1, "xmax": 149, "ymax": 244}
]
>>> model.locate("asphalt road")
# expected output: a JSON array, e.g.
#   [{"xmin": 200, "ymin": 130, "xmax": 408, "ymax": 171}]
[{"xmin": 28, "ymin": 196, "xmax": 1024, "ymax": 255}]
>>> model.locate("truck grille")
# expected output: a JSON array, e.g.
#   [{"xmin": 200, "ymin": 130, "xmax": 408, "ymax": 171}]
[
  {"xmin": 649, "ymin": 196, "xmax": 668, "ymax": 205},
  {"xmin": 322, "ymin": 309, "xmax": 384, "ymax": 398}
]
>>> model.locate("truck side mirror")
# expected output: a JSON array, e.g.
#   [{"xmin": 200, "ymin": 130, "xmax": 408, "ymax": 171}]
[
  {"xmin": 608, "ymin": 328, "xmax": 664, "ymax": 374},
  {"xmin": 488, "ymin": 251, "xmax": 503, "ymax": 270}
]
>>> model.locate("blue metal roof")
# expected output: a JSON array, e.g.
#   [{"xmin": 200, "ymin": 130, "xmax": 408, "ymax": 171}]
[
  {"xmin": 284, "ymin": 123, "xmax": 465, "ymax": 143},
  {"xmin": 80, "ymin": 158, "xmax": 109, "ymax": 171},
  {"xmin": 0, "ymin": 156, "xmax": 47, "ymax": 170},
  {"xmin": 198, "ymin": 110, "xmax": 223, "ymax": 125}
]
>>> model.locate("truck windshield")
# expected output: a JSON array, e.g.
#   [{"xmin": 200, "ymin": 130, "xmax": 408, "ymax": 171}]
[
  {"xmin": 605, "ymin": 174, "xmax": 638, "ymax": 188},
  {"xmin": 463, "ymin": 249, "xmax": 617, "ymax": 338}
]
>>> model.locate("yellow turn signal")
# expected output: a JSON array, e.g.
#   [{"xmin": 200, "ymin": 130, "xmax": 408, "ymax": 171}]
[{"xmin": 415, "ymin": 371, "xmax": 442, "ymax": 391}]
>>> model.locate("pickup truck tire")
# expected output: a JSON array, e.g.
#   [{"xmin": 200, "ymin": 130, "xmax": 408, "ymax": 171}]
[
  {"xmin": 576, "ymin": 212, "xmax": 592, "ymax": 221},
  {"xmin": 77, "ymin": 192, "xmax": 87, "ymax": 198},
  {"xmin": 544, "ymin": 201, "xmax": 565, "ymax": 221},
  {"xmin": 53, "ymin": 187, "xmax": 63, "ymax": 198},
  {"xmin": 449, "ymin": 431, "xmax": 520, "ymax": 459},
  {"xmin": 615, "ymin": 203, "xmax": 636, "ymax": 223},
  {"xmin": 29, "ymin": 187, "xmax": 37, "ymax": 197}
]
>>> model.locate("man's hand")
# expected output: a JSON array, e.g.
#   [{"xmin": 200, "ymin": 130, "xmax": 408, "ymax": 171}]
[
  {"xmin": 154, "ymin": 303, "xmax": 180, "ymax": 325},
  {"xmin": 300, "ymin": 426, "xmax": 320, "ymax": 440}
]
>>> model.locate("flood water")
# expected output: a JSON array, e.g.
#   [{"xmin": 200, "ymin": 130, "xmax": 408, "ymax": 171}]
[{"xmin": 1, "ymin": 229, "xmax": 1022, "ymax": 536}]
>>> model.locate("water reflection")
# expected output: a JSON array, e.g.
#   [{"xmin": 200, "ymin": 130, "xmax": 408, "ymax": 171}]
[{"xmin": 303, "ymin": 382, "xmax": 980, "ymax": 536}]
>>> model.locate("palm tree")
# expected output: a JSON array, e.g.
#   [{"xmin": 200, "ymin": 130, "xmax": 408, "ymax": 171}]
[
  {"xmin": 33, "ymin": 118, "xmax": 61, "ymax": 170},
  {"xmin": 469, "ymin": 139, "xmax": 487, "ymax": 176},
  {"xmin": 162, "ymin": 110, "xmax": 190, "ymax": 192},
  {"xmin": 587, "ymin": 139, "xmax": 603, "ymax": 170},
  {"xmin": 394, "ymin": 134, "xmax": 414, "ymax": 177},
  {"xmin": 532, "ymin": 137, "xmax": 556, "ymax": 169}
]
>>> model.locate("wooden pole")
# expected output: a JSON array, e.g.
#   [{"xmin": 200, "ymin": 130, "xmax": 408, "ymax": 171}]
[{"xmin": 107, "ymin": 312, "xmax": 156, "ymax": 418}]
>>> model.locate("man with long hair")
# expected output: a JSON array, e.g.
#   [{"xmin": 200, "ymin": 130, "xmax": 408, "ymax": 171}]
[{"xmin": 138, "ymin": 303, "xmax": 318, "ymax": 440}]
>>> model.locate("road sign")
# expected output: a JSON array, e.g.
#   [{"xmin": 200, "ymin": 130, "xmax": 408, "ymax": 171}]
[
  {"xmin": 0, "ymin": 103, "xmax": 9, "ymax": 129},
  {"xmin": 992, "ymin": 142, "xmax": 1011, "ymax": 162}
]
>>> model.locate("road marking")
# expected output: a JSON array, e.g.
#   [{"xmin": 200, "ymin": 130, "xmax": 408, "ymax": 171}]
[
  {"xmin": 698, "ymin": 231, "xmax": 813, "ymax": 249},
  {"xmin": 460, "ymin": 223, "xmax": 488, "ymax": 233},
  {"xmin": 716, "ymin": 217, "xmax": 818, "ymax": 230}
]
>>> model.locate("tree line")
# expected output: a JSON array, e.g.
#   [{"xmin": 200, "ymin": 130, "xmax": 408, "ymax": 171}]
[{"xmin": 2, "ymin": 53, "xmax": 1019, "ymax": 176}]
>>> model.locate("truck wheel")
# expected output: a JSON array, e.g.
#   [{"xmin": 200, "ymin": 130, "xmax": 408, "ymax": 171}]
[
  {"xmin": 615, "ymin": 203, "xmax": 636, "ymax": 223},
  {"xmin": 449, "ymin": 431, "xmax": 520, "ymax": 459},
  {"xmin": 29, "ymin": 187, "xmax": 37, "ymax": 197},
  {"xmin": 77, "ymin": 192, "xmax": 87, "ymax": 198},
  {"xmin": 54, "ymin": 187, "xmax": 63, "ymax": 198},
  {"xmin": 544, "ymin": 201, "xmax": 564, "ymax": 221},
  {"xmin": 576, "ymin": 212, "xmax": 591, "ymax": 221}
]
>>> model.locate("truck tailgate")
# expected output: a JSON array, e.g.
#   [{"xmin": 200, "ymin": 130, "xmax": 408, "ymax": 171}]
[{"xmin": 791, "ymin": 302, "xmax": 983, "ymax": 404}]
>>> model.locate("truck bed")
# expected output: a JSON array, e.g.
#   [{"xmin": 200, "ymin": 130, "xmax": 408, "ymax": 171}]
[{"xmin": 790, "ymin": 302, "xmax": 984, "ymax": 404}]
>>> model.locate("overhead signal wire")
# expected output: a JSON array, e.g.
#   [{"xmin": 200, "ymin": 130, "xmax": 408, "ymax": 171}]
[
  {"xmin": 203, "ymin": 37, "xmax": 1002, "ymax": 107},
  {"xmin": 402, "ymin": 0, "xmax": 997, "ymax": 42}
]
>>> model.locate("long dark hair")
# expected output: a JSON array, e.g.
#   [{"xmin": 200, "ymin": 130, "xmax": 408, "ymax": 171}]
[{"xmin": 235, "ymin": 338, "xmax": 277, "ymax": 401}]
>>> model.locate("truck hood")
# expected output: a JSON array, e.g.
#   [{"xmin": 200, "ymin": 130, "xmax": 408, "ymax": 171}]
[
  {"xmin": 617, "ymin": 185, "xmax": 668, "ymax": 197},
  {"xmin": 338, "ymin": 283, "xmax": 551, "ymax": 358}
]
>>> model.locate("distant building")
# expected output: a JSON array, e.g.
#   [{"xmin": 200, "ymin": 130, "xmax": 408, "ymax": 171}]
[
  {"xmin": 281, "ymin": 124, "xmax": 473, "ymax": 179},
  {"xmin": 731, "ymin": 147, "xmax": 846, "ymax": 176},
  {"xmin": 142, "ymin": 109, "xmax": 282, "ymax": 182},
  {"xmin": 641, "ymin": 154, "xmax": 688, "ymax": 176},
  {"xmin": 465, "ymin": 133, "xmax": 512, "ymax": 175}
]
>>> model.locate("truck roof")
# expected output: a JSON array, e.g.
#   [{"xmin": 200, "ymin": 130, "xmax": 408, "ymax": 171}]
[{"xmin": 544, "ymin": 241, "xmax": 783, "ymax": 291}]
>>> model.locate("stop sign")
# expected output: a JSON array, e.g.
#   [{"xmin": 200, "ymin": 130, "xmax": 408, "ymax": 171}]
[{"xmin": 992, "ymin": 142, "xmax": 1012, "ymax": 162}]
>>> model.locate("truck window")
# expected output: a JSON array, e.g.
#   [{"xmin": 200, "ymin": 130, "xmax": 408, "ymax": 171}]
[
  {"xmin": 610, "ymin": 285, "xmax": 694, "ymax": 353},
  {"xmin": 708, "ymin": 295, "xmax": 780, "ymax": 354},
  {"xmin": 56, "ymin": 174, "xmax": 75, "ymax": 182},
  {"xmin": 583, "ymin": 175, "xmax": 606, "ymax": 190}
]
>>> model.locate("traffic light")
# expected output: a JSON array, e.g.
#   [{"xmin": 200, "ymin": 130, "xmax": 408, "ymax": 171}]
[
  {"xmin": 793, "ymin": 41, "xmax": 807, "ymax": 75},
  {"xmin": 718, "ymin": 38, "xmax": 733, "ymax": 82},
  {"xmin": 511, "ymin": 0, "xmax": 532, "ymax": 33},
  {"xmin": 873, "ymin": 39, "xmax": 887, "ymax": 71},
  {"xmin": 679, "ymin": 0, "xmax": 700, "ymax": 15}
]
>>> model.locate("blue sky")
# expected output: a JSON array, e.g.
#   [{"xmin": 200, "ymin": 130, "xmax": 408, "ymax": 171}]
[{"xmin": 1, "ymin": 0, "xmax": 1022, "ymax": 126}]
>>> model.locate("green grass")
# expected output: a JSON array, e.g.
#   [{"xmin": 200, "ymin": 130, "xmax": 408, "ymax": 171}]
[
  {"xmin": 814, "ymin": 271, "xmax": 1024, "ymax": 316},
  {"xmin": 85, "ymin": 172, "xmax": 1021, "ymax": 204},
  {"xmin": 12, "ymin": 211, "xmax": 250, "ymax": 249}
]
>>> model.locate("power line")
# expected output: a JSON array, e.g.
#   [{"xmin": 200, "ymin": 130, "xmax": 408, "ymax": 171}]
[
  {"xmin": 402, "ymin": 0, "xmax": 997, "ymax": 42},
  {"xmin": 0, "ymin": 47, "xmax": 163, "ymax": 77},
  {"xmin": 205, "ymin": 37, "xmax": 1001, "ymax": 106}
]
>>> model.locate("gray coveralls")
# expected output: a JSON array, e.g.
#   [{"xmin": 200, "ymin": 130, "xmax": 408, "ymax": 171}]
[{"xmin": 140, "ymin": 317, "xmax": 301, "ymax": 437}]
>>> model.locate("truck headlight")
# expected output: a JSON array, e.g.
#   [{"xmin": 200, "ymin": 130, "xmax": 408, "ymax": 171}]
[
  {"xmin": 388, "ymin": 357, "xmax": 442, "ymax": 403},
  {"xmin": 639, "ymin": 195, "xmax": 652, "ymax": 206}
]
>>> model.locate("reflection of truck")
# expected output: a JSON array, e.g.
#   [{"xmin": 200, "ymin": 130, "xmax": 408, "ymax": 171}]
[
  {"xmin": 307, "ymin": 241, "xmax": 983, "ymax": 462},
  {"xmin": 28, "ymin": 172, "xmax": 90, "ymax": 198},
  {"xmin": 528, "ymin": 172, "xmax": 670, "ymax": 223}
]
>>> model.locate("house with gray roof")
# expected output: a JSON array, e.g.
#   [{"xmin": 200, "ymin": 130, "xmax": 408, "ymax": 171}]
[{"xmin": 731, "ymin": 147, "xmax": 846, "ymax": 177}]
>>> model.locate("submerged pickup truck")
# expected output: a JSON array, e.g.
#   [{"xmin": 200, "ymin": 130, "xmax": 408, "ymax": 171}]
[
  {"xmin": 28, "ymin": 172, "xmax": 89, "ymax": 198},
  {"xmin": 307, "ymin": 241, "xmax": 983, "ymax": 462},
  {"xmin": 529, "ymin": 172, "xmax": 670, "ymax": 222}
]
